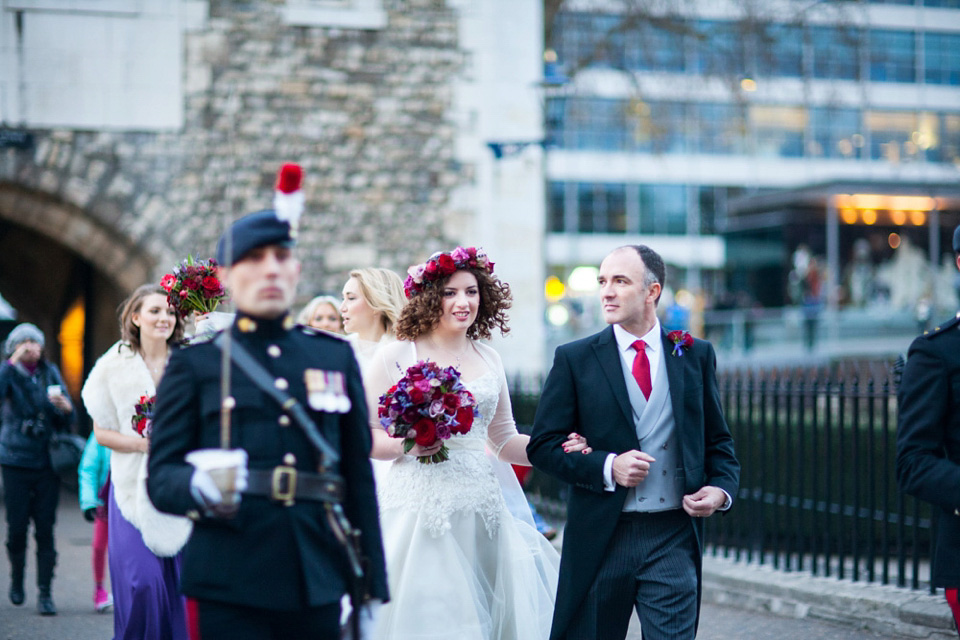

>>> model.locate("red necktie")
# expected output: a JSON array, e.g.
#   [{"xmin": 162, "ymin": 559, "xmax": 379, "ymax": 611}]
[{"xmin": 631, "ymin": 340, "xmax": 652, "ymax": 400}]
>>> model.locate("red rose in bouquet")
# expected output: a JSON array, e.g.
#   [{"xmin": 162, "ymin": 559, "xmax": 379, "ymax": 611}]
[
  {"xmin": 160, "ymin": 255, "xmax": 228, "ymax": 318},
  {"xmin": 378, "ymin": 360, "xmax": 478, "ymax": 464},
  {"xmin": 131, "ymin": 394, "xmax": 155, "ymax": 438}
]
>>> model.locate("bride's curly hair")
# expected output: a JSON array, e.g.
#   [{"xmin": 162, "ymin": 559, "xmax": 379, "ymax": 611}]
[{"xmin": 395, "ymin": 267, "xmax": 511, "ymax": 341}]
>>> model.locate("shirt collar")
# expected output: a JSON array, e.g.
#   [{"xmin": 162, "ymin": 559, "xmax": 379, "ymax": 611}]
[{"xmin": 613, "ymin": 320, "xmax": 661, "ymax": 354}]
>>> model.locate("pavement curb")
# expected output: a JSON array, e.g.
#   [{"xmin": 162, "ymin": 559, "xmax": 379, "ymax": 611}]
[{"xmin": 702, "ymin": 555, "xmax": 957, "ymax": 639}]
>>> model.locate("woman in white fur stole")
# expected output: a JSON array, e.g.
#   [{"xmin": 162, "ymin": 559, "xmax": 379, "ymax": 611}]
[{"xmin": 81, "ymin": 284, "xmax": 192, "ymax": 640}]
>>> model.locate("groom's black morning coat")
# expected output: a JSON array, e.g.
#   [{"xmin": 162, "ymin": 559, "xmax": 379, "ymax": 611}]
[{"xmin": 527, "ymin": 326, "xmax": 739, "ymax": 640}]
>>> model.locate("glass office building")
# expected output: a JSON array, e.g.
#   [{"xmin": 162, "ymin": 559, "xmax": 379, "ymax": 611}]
[{"xmin": 542, "ymin": 1, "xmax": 960, "ymax": 351}]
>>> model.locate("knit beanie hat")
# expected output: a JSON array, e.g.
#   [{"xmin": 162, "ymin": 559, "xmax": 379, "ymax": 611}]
[{"xmin": 4, "ymin": 323, "xmax": 45, "ymax": 358}]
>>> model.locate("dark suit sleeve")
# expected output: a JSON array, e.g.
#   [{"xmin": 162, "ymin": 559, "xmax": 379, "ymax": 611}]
[
  {"xmin": 699, "ymin": 342, "xmax": 740, "ymax": 500},
  {"xmin": 896, "ymin": 336, "xmax": 960, "ymax": 512},
  {"xmin": 527, "ymin": 345, "xmax": 609, "ymax": 493},
  {"xmin": 147, "ymin": 348, "xmax": 204, "ymax": 516},
  {"xmin": 338, "ymin": 346, "xmax": 389, "ymax": 602}
]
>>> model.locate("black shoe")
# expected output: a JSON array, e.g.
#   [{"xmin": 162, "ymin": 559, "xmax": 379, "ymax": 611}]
[
  {"xmin": 9, "ymin": 584, "xmax": 24, "ymax": 606},
  {"xmin": 36, "ymin": 593, "xmax": 56, "ymax": 616}
]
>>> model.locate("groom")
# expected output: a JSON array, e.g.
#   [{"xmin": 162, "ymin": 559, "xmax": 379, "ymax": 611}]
[{"xmin": 528, "ymin": 244, "xmax": 739, "ymax": 640}]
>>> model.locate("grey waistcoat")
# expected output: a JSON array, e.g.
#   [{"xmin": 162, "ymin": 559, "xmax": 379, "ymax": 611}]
[{"xmin": 618, "ymin": 347, "xmax": 683, "ymax": 512}]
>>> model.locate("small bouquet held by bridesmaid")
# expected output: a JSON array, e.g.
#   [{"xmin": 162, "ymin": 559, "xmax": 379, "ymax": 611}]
[
  {"xmin": 132, "ymin": 394, "xmax": 155, "ymax": 438},
  {"xmin": 160, "ymin": 256, "xmax": 228, "ymax": 318},
  {"xmin": 378, "ymin": 360, "xmax": 478, "ymax": 464}
]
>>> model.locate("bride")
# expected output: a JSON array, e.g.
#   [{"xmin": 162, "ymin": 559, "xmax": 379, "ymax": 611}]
[{"xmin": 364, "ymin": 247, "xmax": 585, "ymax": 640}]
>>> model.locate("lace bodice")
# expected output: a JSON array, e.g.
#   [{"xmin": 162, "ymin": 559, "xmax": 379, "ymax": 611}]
[{"xmin": 376, "ymin": 370, "xmax": 508, "ymax": 538}]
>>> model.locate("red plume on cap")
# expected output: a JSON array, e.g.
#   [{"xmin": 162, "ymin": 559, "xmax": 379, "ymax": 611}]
[
  {"xmin": 273, "ymin": 163, "xmax": 304, "ymax": 232},
  {"xmin": 276, "ymin": 163, "xmax": 302, "ymax": 194}
]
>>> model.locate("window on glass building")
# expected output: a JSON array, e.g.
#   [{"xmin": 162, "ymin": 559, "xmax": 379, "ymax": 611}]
[
  {"xmin": 625, "ymin": 100, "xmax": 686, "ymax": 153},
  {"xmin": 576, "ymin": 183, "xmax": 627, "ymax": 233},
  {"xmin": 624, "ymin": 22, "xmax": 686, "ymax": 72},
  {"xmin": 692, "ymin": 21, "xmax": 748, "ymax": 77},
  {"xmin": 565, "ymin": 98, "xmax": 629, "ymax": 151},
  {"xmin": 869, "ymin": 30, "xmax": 916, "ymax": 82},
  {"xmin": 809, "ymin": 26, "xmax": 861, "ymax": 80},
  {"xmin": 866, "ymin": 110, "xmax": 919, "ymax": 161},
  {"xmin": 757, "ymin": 23, "xmax": 803, "ymax": 78},
  {"xmin": 809, "ymin": 108, "xmax": 863, "ymax": 159},
  {"xmin": 691, "ymin": 103, "xmax": 746, "ymax": 154},
  {"xmin": 641, "ymin": 185, "xmax": 687, "ymax": 234},
  {"xmin": 941, "ymin": 114, "xmax": 960, "ymax": 163},
  {"xmin": 924, "ymin": 32, "xmax": 960, "ymax": 85},
  {"xmin": 548, "ymin": 182, "xmax": 566, "ymax": 233},
  {"xmin": 553, "ymin": 12, "xmax": 625, "ymax": 75},
  {"xmin": 751, "ymin": 105, "xmax": 807, "ymax": 157}
]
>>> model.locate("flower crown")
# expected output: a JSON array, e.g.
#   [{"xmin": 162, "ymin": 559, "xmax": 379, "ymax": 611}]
[{"xmin": 403, "ymin": 246, "xmax": 494, "ymax": 298}]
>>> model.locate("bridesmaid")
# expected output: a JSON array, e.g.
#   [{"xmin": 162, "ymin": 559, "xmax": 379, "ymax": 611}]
[
  {"xmin": 81, "ymin": 284, "xmax": 192, "ymax": 640},
  {"xmin": 339, "ymin": 267, "xmax": 406, "ymax": 371}
]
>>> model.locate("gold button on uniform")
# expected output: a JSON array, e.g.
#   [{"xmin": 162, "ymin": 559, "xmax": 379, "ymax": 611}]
[
  {"xmin": 279, "ymin": 415, "xmax": 291, "ymax": 426},
  {"xmin": 237, "ymin": 317, "xmax": 257, "ymax": 333},
  {"xmin": 275, "ymin": 378, "xmax": 289, "ymax": 390},
  {"xmin": 267, "ymin": 345, "xmax": 281, "ymax": 358},
  {"xmin": 283, "ymin": 453, "xmax": 296, "ymax": 465}
]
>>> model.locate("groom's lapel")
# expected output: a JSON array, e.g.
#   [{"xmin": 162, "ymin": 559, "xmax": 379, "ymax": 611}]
[
  {"xmin": 662, "ymin": 329, "xmax": 685, "ymax": 435},
  {"xmin": 593, "ymin": 326, "xmax": 634, "ymax": 427}
]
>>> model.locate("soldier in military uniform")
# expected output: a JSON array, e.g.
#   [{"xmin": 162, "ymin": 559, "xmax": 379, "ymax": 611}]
[
  {"xmin": 147, "ymin": 208, "xmax": 388, "ymax": 639},
  {"xmin": 896, "ymin": 224, "xmax": 960, "ymax": 637}
]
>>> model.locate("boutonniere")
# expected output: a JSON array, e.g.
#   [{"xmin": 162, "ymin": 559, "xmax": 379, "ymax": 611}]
[{"xmin": 667, "ymin": 330, "xmax": 694, "ymax": 356}]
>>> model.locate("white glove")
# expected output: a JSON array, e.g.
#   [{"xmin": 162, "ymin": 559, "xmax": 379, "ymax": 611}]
[
  {"xmin": 189, "ymin": 467, "xmax": 248, "ymax": 518},
  {"xmin": 193, "ymin": 311, "xmax": 235, "ymax": 337},
  {"xmin": 341, "ymin": 599, "xmax": 381, "ymax": 640}
]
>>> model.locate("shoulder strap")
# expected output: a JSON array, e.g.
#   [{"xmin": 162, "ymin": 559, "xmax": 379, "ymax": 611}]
[{"xmin": 213, "ymin": 334, "xmax": 339, "ymax": 468}]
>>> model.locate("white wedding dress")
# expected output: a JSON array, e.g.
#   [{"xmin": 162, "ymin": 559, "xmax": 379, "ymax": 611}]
[{"xmin": 368, "ymin": 341, "xmax": 560, "ymax": 640}]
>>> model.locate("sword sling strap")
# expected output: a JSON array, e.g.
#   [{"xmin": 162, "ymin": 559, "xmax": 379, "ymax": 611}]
[
  {"xmin": 213, "ymin": 334, "xmax": 366, "ymax": 623},
  {"xmin": 213, "ymin": 334, "xmax": 339, "ymax": 466}
]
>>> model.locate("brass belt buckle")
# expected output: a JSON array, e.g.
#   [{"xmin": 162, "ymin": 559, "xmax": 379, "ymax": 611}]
[{"xmin": 271, "ymin": 465, "xmax": 297, "ymax": 506}]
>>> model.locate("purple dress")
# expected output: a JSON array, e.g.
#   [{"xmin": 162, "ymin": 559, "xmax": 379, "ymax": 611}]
[{"xmin": 108, "ymin": 483, "xmax": 188, "ymax": 640}]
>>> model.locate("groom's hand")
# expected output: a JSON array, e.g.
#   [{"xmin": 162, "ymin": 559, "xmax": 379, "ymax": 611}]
[
  {"xmin": 682, "ymin": 486, "xmax": 726, "ymax": 518},
  {"xmin": 612, "ymin": 450, "xmax": 656, "ymax": 487}
]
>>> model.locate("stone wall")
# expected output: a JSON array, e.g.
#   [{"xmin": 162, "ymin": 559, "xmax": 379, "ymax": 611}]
[{"xmin": 1, "ymin": 0, "xmax": 469, "ymax": 304}]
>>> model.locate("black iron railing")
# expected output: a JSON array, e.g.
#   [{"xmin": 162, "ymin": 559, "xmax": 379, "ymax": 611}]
[{"xmin": 510, "ymin": 359, "xmax": 938, "ymax": 592}]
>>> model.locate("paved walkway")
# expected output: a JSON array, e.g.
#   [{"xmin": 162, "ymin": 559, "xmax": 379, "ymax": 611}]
[{"xmin": 1, "ymin": 489, "xmax": 956, "ymax": 639}]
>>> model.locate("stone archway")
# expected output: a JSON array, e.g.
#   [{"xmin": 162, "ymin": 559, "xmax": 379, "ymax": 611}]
[{"xmin": 0, "ymin": 183, "xmax": 156, "ymax": 399}]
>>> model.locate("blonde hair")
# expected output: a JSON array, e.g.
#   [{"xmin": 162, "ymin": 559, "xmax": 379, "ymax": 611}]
[
  {"xmin": 298, "ymin": 295, "xmax": 343, "ymax": 330},
  {"xmin": 348, "ymin": 268, "xmax": 407, "ymax": 336}
]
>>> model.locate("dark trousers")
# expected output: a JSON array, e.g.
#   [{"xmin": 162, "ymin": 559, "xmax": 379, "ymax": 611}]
[
  {"xmin": 191, "ymin": 598, "xmax": 340, "ymax": 640},
  {"xmin": 565, "ymin": 509, "xmax": 699, "ymax": 640},
  {"xmin": 2, "ymin": 464, "xmax": 59, "ymax": 589}
]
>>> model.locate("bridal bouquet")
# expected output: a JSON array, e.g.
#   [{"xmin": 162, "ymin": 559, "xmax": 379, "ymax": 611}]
[
  {"xmin": 160, "ymin": 256, "xmax": 228, "ymax": 318},
  {"xmin": 378, "ymin": 360, "xmax": 477, "ymax": 464},
  {"xmin": 132, "ymin": 394, "xmax": 155, "ymax": 438}
]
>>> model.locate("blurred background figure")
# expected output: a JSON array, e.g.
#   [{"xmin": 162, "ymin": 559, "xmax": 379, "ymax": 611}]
[
  {"xmin": 297, "ymin": 295, "xmax": 344, "ymax": 334},
  {"xmin": 339, "ymin": 267, "xmax": 406, "ymax": 369},
  {"xmin": 0, "ymin": 322, "xmax": 74, "ymax": 616},
  {"xmin": 78, "ymin": 431, "xmax": 113, "ymax": 613}
]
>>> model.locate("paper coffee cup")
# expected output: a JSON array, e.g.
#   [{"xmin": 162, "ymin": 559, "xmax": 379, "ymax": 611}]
[{"xmin": 186, "ymin": 448, "xmax": 247, "ymax": 505}]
